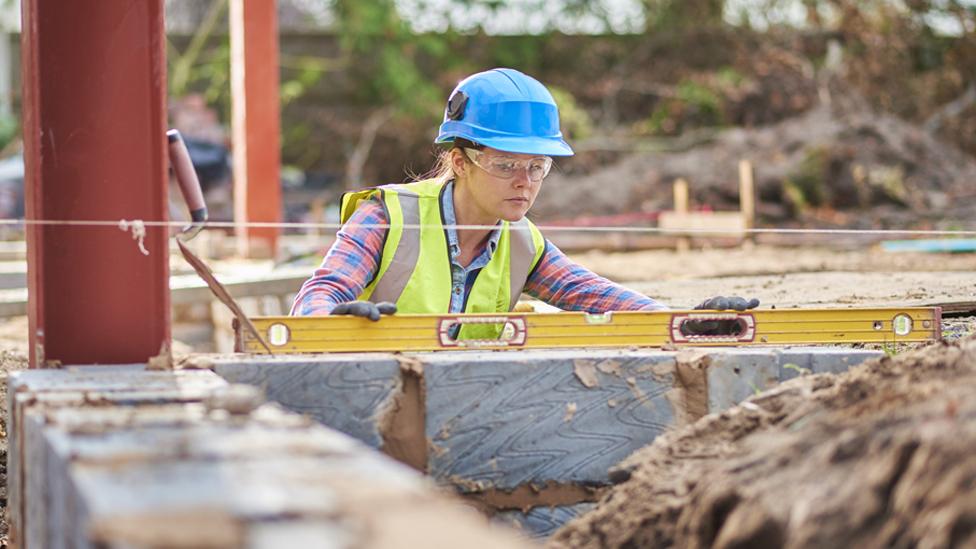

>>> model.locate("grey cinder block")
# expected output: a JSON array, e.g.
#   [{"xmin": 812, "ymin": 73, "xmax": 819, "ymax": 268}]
[
  {"xmin": 423, "ymin": 350, "xmax": 677, "ymax": 490},
  {"xmin": 212, "ymin": 355, "xmax": 402, "ymax": 448},
  {"xmin": 706, "ymin": 347, "xmax": 883, "ymax": 412}
]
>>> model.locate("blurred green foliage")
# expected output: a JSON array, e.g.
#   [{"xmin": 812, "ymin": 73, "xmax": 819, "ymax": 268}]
[
  {"xmin": 549, "ymin": 86, "xmax": 594, "ymax": 141},
  {"xmin": 0, "ymin": 112, "xmax": 17, "ymax": 152},
  {"xmin": 642, "ymin": 77, "xmax": 727, "ymax": 135},
  {"xmin": 676, "ymin": 80, "xmax": 724, "ymax": 125},
  {"xmin": 644, "ymin": 0, "xmax": 726, "ymax": 31},
  {"xmin": 163, "ymin": 0, "xmax": 976, "ymax": 184},
  {"xmin": 784, "ymin": 146, "xmax": 830, "ymax": 211},
  {"xmin": 333, "ymin": 0, "xmax": 444, "ymax": 118}
]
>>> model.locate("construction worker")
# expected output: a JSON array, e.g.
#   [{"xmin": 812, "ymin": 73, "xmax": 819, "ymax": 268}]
[{"xmin": 292, "ymin": 68, "xmax": 757, "ymax": 328}]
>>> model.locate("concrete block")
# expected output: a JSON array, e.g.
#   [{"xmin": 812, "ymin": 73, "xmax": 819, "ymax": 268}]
[
  {"xmin": 705, "ymin": 350, "xmax": 781, "ymax": 414},
  {"xmin": 778, "ymin": 347, "xmax": 884, "ymax": 380},
  {"xmin": 61, "ymin": 428, "xmax": 522, "ymax": 549},
  {"xmin": 40, "ymin": 404, "xmax": 428, "ymax": 547},
  {"xmin": 23, "ymin": 411, "xmax": 52, "ymax": 549},
  {"xmin": 8, "ymin": 365, "xmax": 225, "ymax": 396},
  {"xmin": 26, "ymin": 412, "xmax": 80, "ymax": 549},
  {"xmin": 211, "ymin": 355, "xmax": 402, "ymax": 448},
  {"xmin": 423, "ymin": 350, "xmax": 677, "ymax": 490},
  {"xmin": 495, "ymin": 503, "xmax": 597, "ymax": 539},
  {"xmin": 7, "ymin": 366, "xmax": 226, "ymax": 548},
  {"xmin": 41, "ymin": 408, "xmax": 359, "ymax": 465},
  {"xmin": 706, "ymin": 347, "xmax": 883, "ymax": 412},
  {"xmin": 12, "ymin": 367, "xmax": 532, "ymax": 549}
]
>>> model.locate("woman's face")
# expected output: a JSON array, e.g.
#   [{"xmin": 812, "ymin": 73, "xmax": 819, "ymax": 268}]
[{"xmin": 452, "ymin": 147, "xmax": 551, "ymax": 223}]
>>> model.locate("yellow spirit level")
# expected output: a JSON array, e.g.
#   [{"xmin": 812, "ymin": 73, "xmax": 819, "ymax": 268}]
[{"xmin": 234, "ymin": 307, "xmax": 942, "ymax": 354}]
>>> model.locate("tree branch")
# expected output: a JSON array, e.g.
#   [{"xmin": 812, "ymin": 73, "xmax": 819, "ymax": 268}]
[
  {"xmin": 170, "ymin": 0, "xmax": 228, "ymax": 97},
  {"xmin": 345, "ymin": 107, "xmax": 395, "ymax": 190}
]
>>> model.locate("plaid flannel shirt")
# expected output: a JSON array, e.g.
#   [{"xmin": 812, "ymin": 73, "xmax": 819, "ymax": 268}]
[{"xmin": 291, "ymin": 193, "xmax": 667, "ymax": 316}]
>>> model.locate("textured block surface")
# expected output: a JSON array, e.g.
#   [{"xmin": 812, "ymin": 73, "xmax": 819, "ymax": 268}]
[
  {"xmin": 778, "ymin": 347, "xmax": 884, "ymax": 379},
  {"xmin": 706, "ymin": 347, "xmax": 883, "ymax": 412},
  {"xmin": 495, "ymin": 503, "xmax": 597, "ymax": 539},
  {"xmin": 423, "ymin": 350, "xmax": 677, "ymax": 490},
  {"xmin": 212, "ymin": 355, "xmax": 402, "ymax": 448}
]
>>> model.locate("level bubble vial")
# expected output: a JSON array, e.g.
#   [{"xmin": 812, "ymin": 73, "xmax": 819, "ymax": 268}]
[
  {"xmin": 268, "ymin": 323, "xmax": 290, "ymax": 346},
  {"xmin": 893, "ymin": 314, "xmax": 913, "ymax": 336}
]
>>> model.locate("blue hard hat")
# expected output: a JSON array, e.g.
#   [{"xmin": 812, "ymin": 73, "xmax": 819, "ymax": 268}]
[{"xmin": 435, "ymin": 68, "xmax": 574, "ymax": 157}]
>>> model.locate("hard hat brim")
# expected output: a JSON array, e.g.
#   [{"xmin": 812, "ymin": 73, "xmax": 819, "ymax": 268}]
[{"xmin": 436, "ymin": 134, "xmax": 574, "ymax": 157}]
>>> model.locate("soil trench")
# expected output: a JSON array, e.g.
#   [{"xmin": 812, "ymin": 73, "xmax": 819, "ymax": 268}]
[{"xmin": 549, "ymin": 334, "xmax": 976, "ymax": 549}]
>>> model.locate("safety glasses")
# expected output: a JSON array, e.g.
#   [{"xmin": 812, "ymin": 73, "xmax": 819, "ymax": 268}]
[{"xmin": 464, "ymin": 149, "xmax": 553, "ymax": 183}]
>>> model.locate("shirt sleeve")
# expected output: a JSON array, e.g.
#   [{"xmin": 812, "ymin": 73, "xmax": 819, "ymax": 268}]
[
  {"xmin": 290, "ymin": 199, "xmax": 388, "ymax": 316},
  {"xmin": 524, "ymin": 240, "xmax": 669, "ymax": 313}
]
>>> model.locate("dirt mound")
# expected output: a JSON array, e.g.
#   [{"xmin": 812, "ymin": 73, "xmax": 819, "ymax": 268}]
[
  {"xmin": 534, "ymin": 100, "xmax": 976, "ymax": 229},
  {"xmin": 549, "ymin": 335, "xmax": 976, "ymax": 549}
]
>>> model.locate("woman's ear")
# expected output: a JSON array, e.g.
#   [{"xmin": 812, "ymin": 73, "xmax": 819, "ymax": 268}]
[{"xmin": 449, "ymin": 148, "xmax": 467, "ymax": 179}]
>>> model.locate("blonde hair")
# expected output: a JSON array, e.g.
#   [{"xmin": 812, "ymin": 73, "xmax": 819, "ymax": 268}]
[
  {"xmin": 415, "ymin": 139, "xmax": 481, "ymax": 186},
  {"xmin": 427, "ymin": 149, "xmax": 456, "ymax": 186}
]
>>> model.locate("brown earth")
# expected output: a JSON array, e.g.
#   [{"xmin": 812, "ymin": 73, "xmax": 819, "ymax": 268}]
[{"xmin": 548, "ymin": 334, "xmax": 976, "ymax": 549}]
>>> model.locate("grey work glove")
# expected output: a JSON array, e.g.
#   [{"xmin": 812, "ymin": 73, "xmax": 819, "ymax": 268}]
[
  {"xmin": 694, "ymin": 296, "xmax": 760, "ymax": 312},
  {"xmin": 681, "ymin": 296, "xmax": 760, "ymax": 336},
  {"xmin": 331, "ymin": 301, "xmax": 397, "ymax": 321}
]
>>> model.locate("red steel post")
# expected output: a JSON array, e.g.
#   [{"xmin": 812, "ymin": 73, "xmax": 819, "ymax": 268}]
[
  {"xmin": 22, "ymin": 0, "xmax": 170, "ymax": 366},
  {"xmin": 230, "ymin": 0, "xmax": 282, "ymax": 258}
]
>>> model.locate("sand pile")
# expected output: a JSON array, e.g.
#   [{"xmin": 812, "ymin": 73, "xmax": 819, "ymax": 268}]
[{"xmin": 549, "ymin": 334, "xmax": 976, "ymax": 549}]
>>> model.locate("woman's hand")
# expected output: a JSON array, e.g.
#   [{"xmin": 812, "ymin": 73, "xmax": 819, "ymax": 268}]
[
  {"xmin": 331, "ymin": 301, "xmax": 397, "ymax": 321},
  {"xmin": 694, "ymin": 296, "xmax": 760, "ymax": 311},
  {"xmin": 681, "ymin": 296, "xmax": 760, "ymax": 336}
]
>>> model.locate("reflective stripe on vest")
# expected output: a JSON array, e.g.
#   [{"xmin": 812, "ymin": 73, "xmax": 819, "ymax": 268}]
[{"xmin": 339, "ymin": 180, "xmax": 545, "ymax": 315}]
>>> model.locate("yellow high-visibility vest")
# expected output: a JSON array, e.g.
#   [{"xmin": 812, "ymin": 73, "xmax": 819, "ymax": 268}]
[{"xmin": 340, "ymin": 179, "xmax": 546, "ymax": 338}]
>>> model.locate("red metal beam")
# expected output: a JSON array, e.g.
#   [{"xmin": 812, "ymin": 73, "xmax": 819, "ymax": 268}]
[
  {"xmin": 230, "ymin": 0, "xmax": 282, "ymax": 258},
  {"xmin": 22, "ymin": 0, "xmax": 170, "ymax": 366}
]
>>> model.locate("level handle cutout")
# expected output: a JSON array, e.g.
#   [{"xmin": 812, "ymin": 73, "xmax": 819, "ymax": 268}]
[
  {"xmin": 437, "ymin": 316, "xmax": 528, "ymax": 348},
  {"xmin": 670, "ymin": 313, "xmax": 757, "ymax": 344}
]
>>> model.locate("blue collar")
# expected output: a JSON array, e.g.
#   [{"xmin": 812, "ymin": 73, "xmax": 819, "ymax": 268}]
[{"xmin": 442, "ymin": 180, "xmax": 502, "ymax": 258}]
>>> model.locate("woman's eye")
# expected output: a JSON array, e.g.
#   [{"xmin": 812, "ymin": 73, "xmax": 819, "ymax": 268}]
[{"xmin": 494, "ymin": 161, "xmax": 518, "ymax": 174}]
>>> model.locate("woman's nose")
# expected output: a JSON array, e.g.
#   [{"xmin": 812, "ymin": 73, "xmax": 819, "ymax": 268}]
[{"xmin": 511, "ymin": 169, "xmax": 530, "ymax": 187}]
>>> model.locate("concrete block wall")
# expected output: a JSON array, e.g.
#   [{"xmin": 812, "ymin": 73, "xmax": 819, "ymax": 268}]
[
  {"xmin": 206, "ymin": 354, "xmax": 403, "ymax": 447},
  {"xmin": 422, "ymin": 351, "xmax": 676, "ymax": 490},
  {"xmin": 7, "ymin": 366, "xmax": 533, "ymax": 549},
  {"xmin": 210, "ymin": 346, "xmax": 883, "ymax": 538}
]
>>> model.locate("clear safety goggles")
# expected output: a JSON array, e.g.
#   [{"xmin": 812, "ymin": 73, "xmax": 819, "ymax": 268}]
[{"xmin": 464, "ymin": 149, "xmax": 553, "ymax": 183}]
